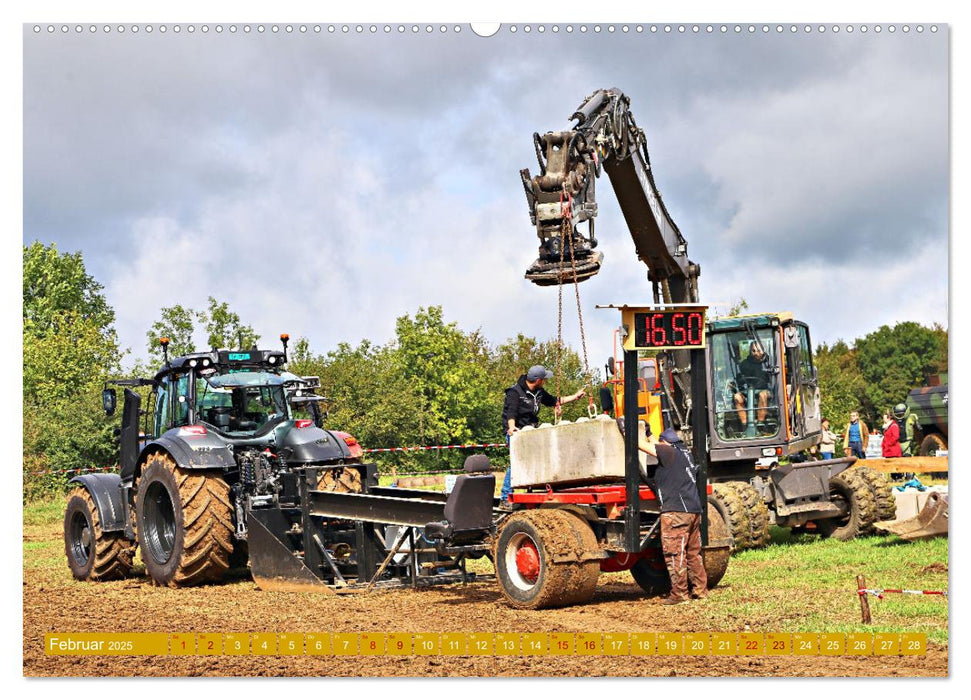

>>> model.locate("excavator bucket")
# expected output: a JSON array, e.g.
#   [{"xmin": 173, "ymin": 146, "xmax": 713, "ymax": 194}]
[
  {"xmin": 874, "ymin": 491, "xmax": 949, "ymax": 541},
  {"xmin": 525, "ymin": 251, "xmax": 604, "ymax": 286}
]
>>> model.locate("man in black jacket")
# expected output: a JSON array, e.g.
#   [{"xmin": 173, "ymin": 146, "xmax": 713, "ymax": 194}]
[
  {"xmin": 499, "ymin": 365, "xmax": 585, "ymax": 502},
  {"xmin": 638, "ymin": 428, "xmax": 707, "ymax": 604}
]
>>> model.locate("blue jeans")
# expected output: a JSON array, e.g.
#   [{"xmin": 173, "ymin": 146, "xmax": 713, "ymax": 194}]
[
  {"xmin": 849, "ymin": 441, "xmax": 866, "ymax": 459},
  {"xmin": 501, "ymin": 433, "xmax": 513, "ymax": 501},
  {"xmin": 821, "ymin": 451, "xmax": 834, "ymax": 461}
]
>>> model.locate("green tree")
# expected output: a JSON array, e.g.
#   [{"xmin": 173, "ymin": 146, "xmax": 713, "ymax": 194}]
[
  {"xmin": 22, "ymin": 243, "xmax": 120, "ymax": 499},
  {"xmin": 23, "ymin": 241, "xmax": 114, "ymax": 335},
  {"xmin": 855, "ymin": 322, "xmax": 948, "ymax": 420},
  {"xmin": 147, "ymin": 304, "xmax": 198, "ymax": 361},
  {"xmin": 814, "ymin": 340, "xmax": 868, "ymax": 430},
  {"xmin": 204, "ymin": 296, "xmax": 260, "ymax": 350},
  {"xmin": 394, "ymin": 306, "xmax": 492, "ymax": 450}
]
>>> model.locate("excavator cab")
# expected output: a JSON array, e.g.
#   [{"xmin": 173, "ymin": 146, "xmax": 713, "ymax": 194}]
[{"xmin": 707, "ymin": 313, "xmax": 821, "ymax": 461}]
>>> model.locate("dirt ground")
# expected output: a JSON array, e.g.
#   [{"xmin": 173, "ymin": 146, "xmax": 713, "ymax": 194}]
[{"xmin": 24, "ymin": 512, "xmax": 948, "ymax": 678}]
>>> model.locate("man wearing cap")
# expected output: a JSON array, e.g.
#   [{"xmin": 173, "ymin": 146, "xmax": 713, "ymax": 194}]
[
  {"xmin": 499, "ymin": 365, "xmax": 586, "ymax": 502},
  {"xmin": 638, "ymin": 427, "xmax": 707, "ymax": 604}
]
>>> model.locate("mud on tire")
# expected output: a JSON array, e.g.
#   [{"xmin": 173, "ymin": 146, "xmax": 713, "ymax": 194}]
[
  {"xmin": 710, "ymin": 483, "xmax": 752, "ymax": 550},
  {"xmin": 729, "ymin": 481, "xmax": 771, "ymax": 548},
  {"xmin": 855, "ymin": 466, "xmax": 897, "ymax": 524},
  {"xmin": 815, "ymin": 468, "xmax": 876, "ymax": 541},
  {"xmin": 64, "ymin": 487, "xmax": 134, "ymax": 581},
  {"xmin": 136, "ymin": 452, "xmax": 233, "ymax": 587},
  {"xmin": 495, "ymin": 509, "xmax": 600, "ymax": 609}
]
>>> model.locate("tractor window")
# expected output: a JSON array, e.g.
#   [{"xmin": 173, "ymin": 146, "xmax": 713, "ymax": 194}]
[
  {"xmin": 154, "ymin": 379, "xmax": 171, "ymax": 436},
  {"xmin": 709, "ymin": 328, "xmax": 780, "ymax": 441},
  {"xmin": 196, "ymin": 371, "xmax": 289, "ymax": 436},
  {"xmin": 173, "ymin": 374, "xmax": 191, "ymax": 427}
]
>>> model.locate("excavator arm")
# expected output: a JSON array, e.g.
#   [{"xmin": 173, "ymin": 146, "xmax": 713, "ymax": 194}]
[{"xmin": 521, "ymin": 88, "xmax": 700, "ymax": 305}]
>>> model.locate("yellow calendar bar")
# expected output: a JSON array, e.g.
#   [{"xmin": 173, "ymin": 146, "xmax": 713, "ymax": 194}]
[{"xmin": 43, "ymin": 632, "xmax": 929, "ymax": 656}]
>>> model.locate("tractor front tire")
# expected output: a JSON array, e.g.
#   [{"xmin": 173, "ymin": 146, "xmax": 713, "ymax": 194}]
[
  {"xmin": 136, "ymin": 453, "xmax": 234, "ymax": 587},
  {"xmin": 815, "ymin": 469, "xmax": 876, "ymax": 541},
  {"xmin": 495, "ymin": 509, "xmax": 600, "ymax": 609},
  {"xmin": 64, "ymin": 487, "xmax": 134, "ymax": 581}
]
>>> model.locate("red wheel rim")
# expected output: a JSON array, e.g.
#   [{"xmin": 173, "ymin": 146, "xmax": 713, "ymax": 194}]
[{"xmin": 515, "ymin": 540, "xmax": 540, "ymax": 582}]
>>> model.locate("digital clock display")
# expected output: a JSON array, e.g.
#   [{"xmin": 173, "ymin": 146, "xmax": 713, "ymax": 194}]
[{"xmin": 629, "ymin": 309, "xmax": 707, "ymax": 350}]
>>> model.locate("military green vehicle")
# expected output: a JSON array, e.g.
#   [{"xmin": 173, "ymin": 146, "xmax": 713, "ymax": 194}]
[{"xmin": 907, "ymin": 373, "xmax": 948, "ymax": 456}]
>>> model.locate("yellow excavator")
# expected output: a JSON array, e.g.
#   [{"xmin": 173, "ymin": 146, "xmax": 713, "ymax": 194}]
[{"xmin": 519, "ymin": 88, "xmax": 899, "ymax": 549}]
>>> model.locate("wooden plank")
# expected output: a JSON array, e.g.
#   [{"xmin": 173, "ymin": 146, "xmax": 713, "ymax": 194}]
[{"xmin": 857, "ymin": 456, "xmax": 948, "ymax": 473}]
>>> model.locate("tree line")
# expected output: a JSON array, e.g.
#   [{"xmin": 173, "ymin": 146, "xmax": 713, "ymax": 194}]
[{"xmin": 23, "ymin": 242, "xmax": 947, "ymax": 499}]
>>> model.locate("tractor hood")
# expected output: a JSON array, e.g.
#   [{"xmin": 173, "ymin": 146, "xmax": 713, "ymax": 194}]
[{"xmin": 276, "ymin": 423, "xmax": 354, "ymax": 463}]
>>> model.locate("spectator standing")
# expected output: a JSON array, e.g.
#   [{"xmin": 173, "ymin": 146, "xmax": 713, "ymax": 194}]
[
  {"xmin": 819, "ymin": 418, "xmax": 838, "ymax": 460},
  {"xmin": 842, "ymin": 411, "xmax": 869, "ymax": 460},
  {"xmin": 881, "ymin": 412, "xmax": 902, "ymax": 458}
]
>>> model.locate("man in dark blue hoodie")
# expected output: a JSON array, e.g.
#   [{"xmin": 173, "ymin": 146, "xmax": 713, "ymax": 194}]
[
  {"xmin": 638, "ymin": 428, "xmax": 708, "ymax": 604},
  {"xmin": 499, "ymin": 365, "xmax": 585, "ymax": 502}
]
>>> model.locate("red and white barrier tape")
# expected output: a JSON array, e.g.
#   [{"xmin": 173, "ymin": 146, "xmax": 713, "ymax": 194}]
[
  {"xmin": 361, "ymin": 442, "xmax": 508, "ymax": 453},
  {"xmin": 858, "ymin": 588, "xmax": 948, "ymax": 600}
]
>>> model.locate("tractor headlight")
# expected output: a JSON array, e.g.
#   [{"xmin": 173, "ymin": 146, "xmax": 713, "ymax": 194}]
[
  {"xmin": 268, "ymin": 356, "xmax": 277, "ymax": 364},
  {"xmin": 189, "ymin": 359, "xmax": 197, "ymax": 367}
]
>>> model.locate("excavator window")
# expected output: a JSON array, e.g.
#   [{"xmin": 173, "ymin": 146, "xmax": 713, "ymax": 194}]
[{"xmin": 710, "ymin": 329, "xmax": 781, "ymax": 441}]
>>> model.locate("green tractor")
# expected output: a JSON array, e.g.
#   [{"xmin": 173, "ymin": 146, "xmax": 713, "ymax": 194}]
[{"xmin": 63, "ymin": 336, "xmax": 367, "ymax": 587}]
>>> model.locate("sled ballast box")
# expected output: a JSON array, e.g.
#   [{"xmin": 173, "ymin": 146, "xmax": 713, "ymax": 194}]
[{"xmin": 509, "ymin": 415, "xmax": 647, "ymax": 488}]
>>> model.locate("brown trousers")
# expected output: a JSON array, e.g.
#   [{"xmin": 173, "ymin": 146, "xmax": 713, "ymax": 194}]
[{"xmin": 660, "ymin": 512, "xmax": 707, "ymax": 600}]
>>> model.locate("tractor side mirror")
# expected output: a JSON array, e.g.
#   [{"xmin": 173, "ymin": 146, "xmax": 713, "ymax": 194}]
[
  {"xmin": 606, "ymin": 356, "xmax": 615, "ymax": 378},
  {"xmin": 102, "ymin": 388, "xmax": 117, "ymax": 416}
]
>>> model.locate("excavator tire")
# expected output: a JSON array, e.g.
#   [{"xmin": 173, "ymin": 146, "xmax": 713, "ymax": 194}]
[
  {"xmin": 855, "ymin": 466, "xmax": 897, "ymax": 525},
  {"xmin": 815, "ymin": 469, "xmax": 876, "ymax": 541},
  {"xmin": 495, "ymin": 509, "xmax": 600, "ymax": 609},
  {"xmin": 64, "ymin": 487, "xmax": 134, "ymax": 581},
  {"xmin": 729, "ymin": 481, "xmax": 771, "ymax": 549},
  {"xmin": 710, "ymin": 483, "xmax": 752, "ymax": 550},
  {"xmin": 630, "ymin": 503, "xmax": 731, "ymax": 595},
  {"xmin": 136, "ymin": 452, "xmax": 234, "ymax": 587}
]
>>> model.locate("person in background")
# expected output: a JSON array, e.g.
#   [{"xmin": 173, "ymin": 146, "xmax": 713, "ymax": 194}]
[
  {"xmin": 819, "ymin": 418, "xmax": 838, "ymax": 460},
  {"xmin": 882, "ymin": 411, "xmax": 902, "ymax": 458},
  {"xmin": 842, "ymin": 410, "xmax": 869, "ymax": 459},
  {"xmin": 893, "ymin": 403, "xmax": 921, "ymax": 457}
]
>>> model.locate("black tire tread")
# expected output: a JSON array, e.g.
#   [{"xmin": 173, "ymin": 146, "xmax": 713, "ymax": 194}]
[
  {"xmin": 65, "ymin": 487, "xmax": 134, "ymax": 581},
  {"xmin": 711, "ymin": 483, "xmax": 752, "ymax": 550}
]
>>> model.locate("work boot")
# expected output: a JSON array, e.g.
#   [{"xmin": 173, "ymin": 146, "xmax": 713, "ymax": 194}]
[
  {"xmin": 660, "ymin": 595, "xmax": 690, "ymax": 606},
  {"xmin": 496, "ymin": 501, "xmax": 516, "ymax": 513}
]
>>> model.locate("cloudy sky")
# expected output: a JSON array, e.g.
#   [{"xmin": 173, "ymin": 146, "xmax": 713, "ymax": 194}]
[{"xmin": 23, "ymin": 24, "xmax": 948, "ymax": 368}]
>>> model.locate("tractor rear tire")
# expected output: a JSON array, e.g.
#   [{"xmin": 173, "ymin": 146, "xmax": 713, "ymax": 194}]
[
  {"xmin": 64, "ymin": 487, "xmax": 134, "ymax": 581},
  {"xmin": 855, "ymin": 466, "xmax": 897, "ymax": 524},
  {"xmin": 815, "ymin": 469, "xmax": 876, "ymax": 541},
  {"xmin": 710, "ymin": 483, "xmax": 751, "ymax": 550},
  {"xmin": 919, "ymin": 433, "xmax": 947, "ymax": 457},
  {"xmin": 317, "ymin": 465, "xmax": 363, "ymax": 493},
  {"xmin": 495, "ymin": 509, "xmax": 600, "ymax": 609},
  {"xmin": 630, "ymin": 503, "xmax": 730, "ymax": 595},
  {"xmin": 136, "ymin": 453, "xmax": 234, "ymax": 587},
  {"xmin": 729, "ymin": 481, "xmax": 771, "ymax": 548}
]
